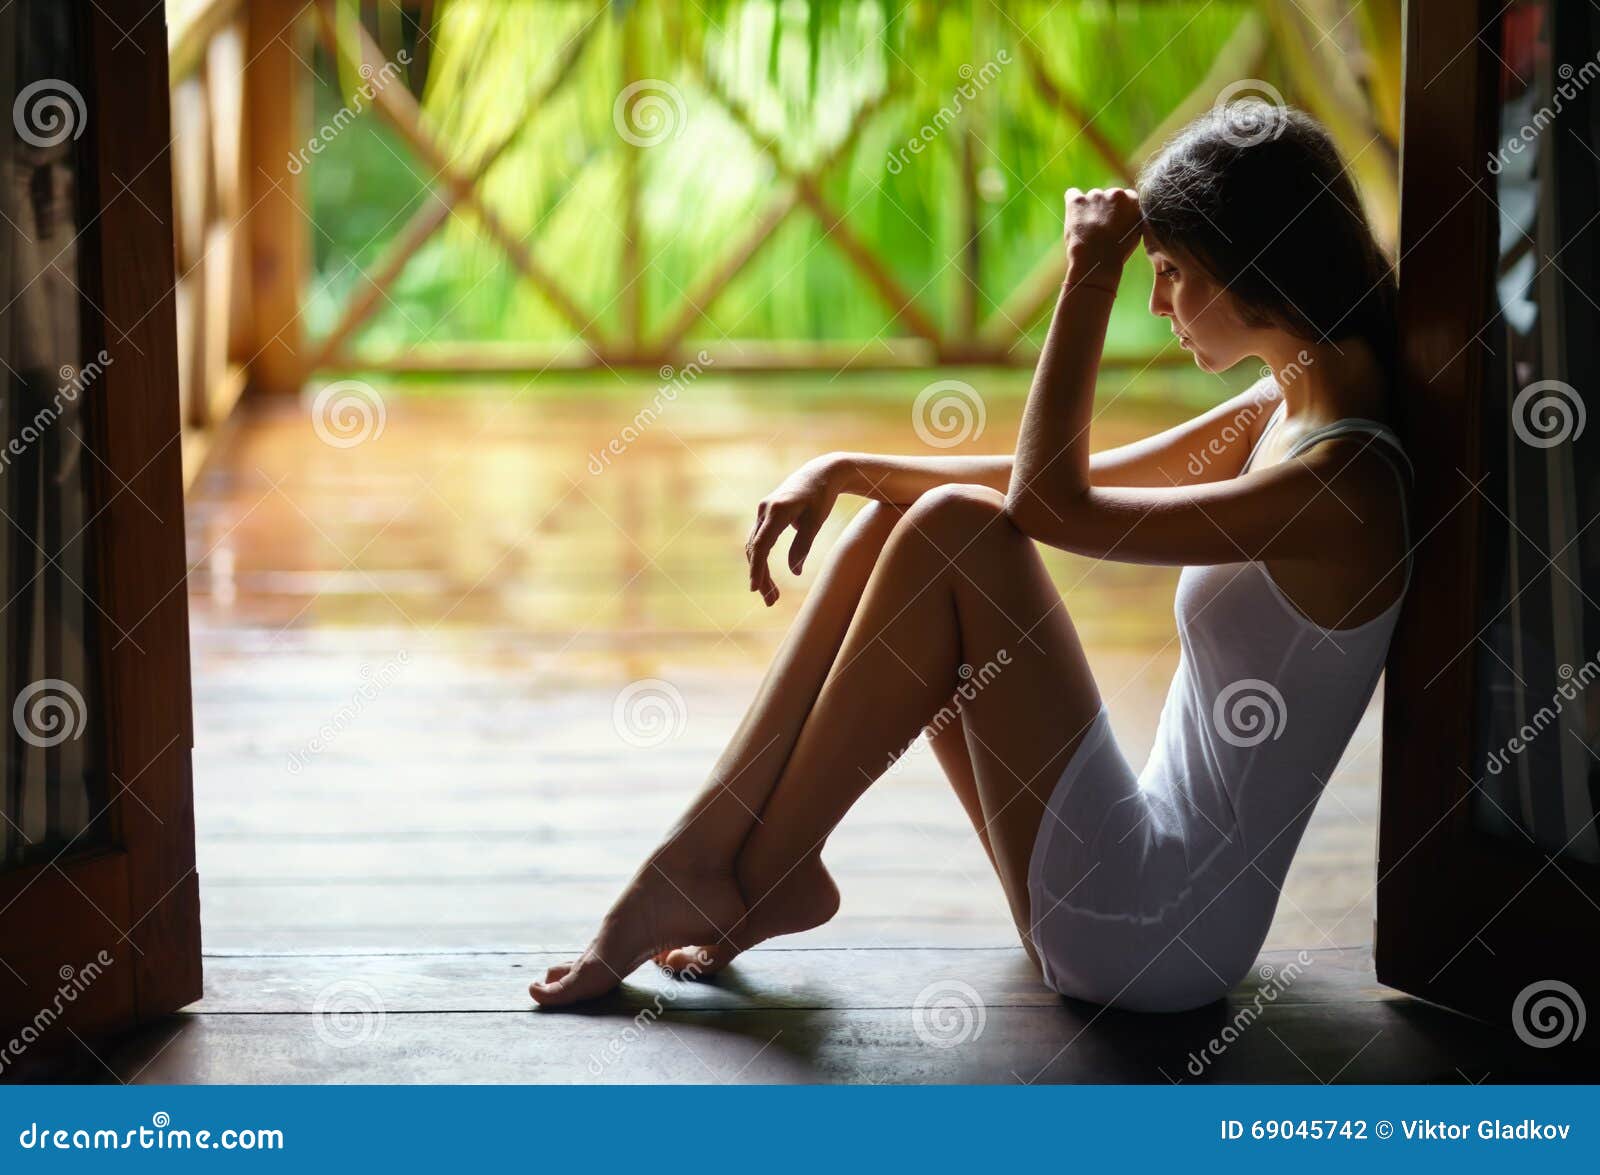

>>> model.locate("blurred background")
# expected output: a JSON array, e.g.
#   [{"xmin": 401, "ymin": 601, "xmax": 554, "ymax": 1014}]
[{"xmin": 162, "ymin": 1, "xmax": 1405, "ymax": 958}]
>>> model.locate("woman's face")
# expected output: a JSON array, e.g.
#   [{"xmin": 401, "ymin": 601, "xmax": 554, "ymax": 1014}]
[{"xmin": 1142, "ymin": 234, "xmax": 1260, "ymax": 373}]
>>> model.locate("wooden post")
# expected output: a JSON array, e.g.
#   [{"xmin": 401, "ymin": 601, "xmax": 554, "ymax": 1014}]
[
  {"xmin": 619, "ymin": 6, "xmax": 644, "ymax": 352},
  {"xmin": 243, "ymin": 0, "xmax": 309, "ymax": 395},
  {"xmin": 956, "ymin": 123, "xmax": 980, "ymax": 344}
]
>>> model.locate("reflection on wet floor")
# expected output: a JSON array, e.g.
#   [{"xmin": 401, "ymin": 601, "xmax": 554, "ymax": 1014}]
[{"xmin": 184, "ymin": 375, "xmax": 1381, "ymax": 956}]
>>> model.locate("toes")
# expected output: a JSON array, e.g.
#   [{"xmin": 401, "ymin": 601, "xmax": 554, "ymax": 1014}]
[
  {"xmin": 657, "ymin": 947, "xmax": 695, "ymax": 975},
  {"xmin": 543, "ymin": 962, "xmax": 573, "ymax": 983},
  {"xmin": 660, "ymin": 944, "xmax": 735, "ymax": 977},
  {"xmin": 529, "ymin": 954, "xmax": 622, "ymax": 1007}
]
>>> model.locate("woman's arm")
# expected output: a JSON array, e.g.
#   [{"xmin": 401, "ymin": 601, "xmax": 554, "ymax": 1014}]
[
  {"xmin": 1003, "ymin": 188, "xmax": 1130, "ymax": 526},
  {"xmin": 1086, "ymin": 378, "xmax": 1280, "ymax": 486},
  {"xmin": 825, "ymin": 452, "xmax": 1012, "ymax": 504},
  {"xmin": 823, "ymin": 380, "xmax": 1280, "ymax": 506},
  {"xmin": 1002, "ymin": 187, "xmax": 1365, "ymax": 568}
]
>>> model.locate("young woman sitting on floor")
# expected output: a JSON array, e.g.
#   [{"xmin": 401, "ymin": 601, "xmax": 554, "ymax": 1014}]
[{"xmin": 530, "ymin": 104, "xmax": 1410, "ymax": 1014}]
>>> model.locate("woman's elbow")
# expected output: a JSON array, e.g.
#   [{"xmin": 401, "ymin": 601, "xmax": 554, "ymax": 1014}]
[
  {"xmin": 1003, "ymin": 490, "xmax": 1068, "ymax": 544},
  {"xmin": 1003, "ymin": 489, "xmax": 1102, "ymax": 555}
]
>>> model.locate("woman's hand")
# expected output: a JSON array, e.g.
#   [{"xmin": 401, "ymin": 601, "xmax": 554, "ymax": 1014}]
[
  {"xmin": 745, "ymin": 456, "xmax": 841, "ymax": 606},
  {"xmin": 1062, "ymin": 187, "xmax": 1143, "ymax": 289}
]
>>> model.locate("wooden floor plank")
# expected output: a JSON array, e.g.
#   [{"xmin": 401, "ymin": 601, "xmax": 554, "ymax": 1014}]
[
  {"xmin": 94, "ymin": 946, "xmax": 1592, "ymax": 1085},
  {"xmin": 189, "ymin": 946, "xmax": 1385, "ymax": 1013}
]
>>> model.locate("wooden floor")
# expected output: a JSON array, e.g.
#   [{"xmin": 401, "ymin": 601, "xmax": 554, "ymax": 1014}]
[
  {"xmin": 56, "ymin": 377, "xmax": 1586, "ymax": 1082},
  {"xmin": 83, "ymin": 946, "xmax": 1593, "ymax": 1083}
]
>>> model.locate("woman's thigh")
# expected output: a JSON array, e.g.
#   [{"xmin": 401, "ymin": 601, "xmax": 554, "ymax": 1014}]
[
  {"xmin": 900, "ymin": 485, "xmax": 1106, "ymax": 955},
  {"xmin": 926, "ymin": 718, "xmax": 995, "ymax": 869}
]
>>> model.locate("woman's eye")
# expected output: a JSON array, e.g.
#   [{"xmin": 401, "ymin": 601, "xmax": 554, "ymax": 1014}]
[{"xmin": 1160, "ymin": 267, "xmax": 1179, "ymax": 281}]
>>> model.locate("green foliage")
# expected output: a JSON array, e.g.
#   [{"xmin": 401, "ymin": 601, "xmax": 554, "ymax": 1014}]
[{"xmin": 300, "ymin": 0, "xmax": 1256, "ymax": 359}]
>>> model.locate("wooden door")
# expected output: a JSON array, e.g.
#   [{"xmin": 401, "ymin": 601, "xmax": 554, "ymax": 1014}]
[
  {"xmin": 1379, "ymin": 0, "xmax": 1600, "ymax": 1047},
  {"xmin": 0, "ymin": 0, "xmax": 198, "ymax": 1074}
]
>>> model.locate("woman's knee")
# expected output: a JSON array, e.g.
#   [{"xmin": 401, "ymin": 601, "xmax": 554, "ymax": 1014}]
[
  {"xmin": 830, "ymin": 499, "xmax": 906, "ymax": 568},
  {"xmin": 897, "ymin": 484, "xmax": 1014, "ymax": 555},
  {"xmin": 848, "ymin": 499, "xmax": 907, "ymax": 541}
]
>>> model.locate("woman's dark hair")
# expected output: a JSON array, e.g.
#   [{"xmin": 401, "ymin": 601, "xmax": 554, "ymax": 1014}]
[{"xmin": 1137, "ymin": 102, "xmax": 1397, "ymax": 380}]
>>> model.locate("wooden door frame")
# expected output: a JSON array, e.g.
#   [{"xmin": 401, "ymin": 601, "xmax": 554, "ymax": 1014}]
[
  {"xmin": 0, "ymin": 0, "xmax": 199, "ymax": 1049},
  {"xmin": 1378, "ymin": 0, "xmax": 1600, "ymax": 1032}
]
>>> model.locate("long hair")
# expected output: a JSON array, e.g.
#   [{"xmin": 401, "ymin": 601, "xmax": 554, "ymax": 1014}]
[{"xmin": 1137, "ymin": 102, "xmax": 1397, "ymax": 383}]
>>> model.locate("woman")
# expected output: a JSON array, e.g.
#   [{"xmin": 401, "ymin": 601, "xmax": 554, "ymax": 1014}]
[{"xmin": 531, "ymin": 104, "xmax": 1411, "ymax": 1014}]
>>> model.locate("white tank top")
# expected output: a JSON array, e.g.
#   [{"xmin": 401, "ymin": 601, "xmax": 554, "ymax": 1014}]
[{"xmin": 1140, "ymin": 397, "xmax": 1413, "ymax": 934}]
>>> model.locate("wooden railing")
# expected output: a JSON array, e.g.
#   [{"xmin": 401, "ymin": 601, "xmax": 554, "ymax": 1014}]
[
  {"xmin": 167, "ymin": 0, "xmax": 249, "ymax": 484},
  {"xmin": 165, "ymin": 0, "xmax": 1403, "ymax": 417}
]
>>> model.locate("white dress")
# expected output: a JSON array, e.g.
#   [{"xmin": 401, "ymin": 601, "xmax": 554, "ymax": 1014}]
[{"xmin": 1026, "ymin": 402, "xmax": 1413, "ymax": 1011}]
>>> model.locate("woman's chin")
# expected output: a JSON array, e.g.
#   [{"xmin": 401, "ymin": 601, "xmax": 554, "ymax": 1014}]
[{"xmin": 1186, "ymin": 344, "xmax": 1235, "ymax": 374}]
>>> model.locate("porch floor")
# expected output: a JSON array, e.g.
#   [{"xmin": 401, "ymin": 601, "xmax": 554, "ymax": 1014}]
[{"xmin": 73, "ymin": 378, "xmax": 1590, "ymax": 1082}]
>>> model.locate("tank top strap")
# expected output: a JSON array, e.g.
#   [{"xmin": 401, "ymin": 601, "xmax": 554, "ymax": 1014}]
[
  {"xmin": 1286, "ymin": 418, "xmax": 1415, "ymax": 593},
  {"xmin": 1284, "ymin": 418, "xmax": 1414, "ymax": 480}
]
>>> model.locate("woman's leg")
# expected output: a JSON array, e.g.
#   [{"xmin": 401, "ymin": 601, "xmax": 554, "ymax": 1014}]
[
  {"xmin": 928, "ymin": 716, "xmax": 998, "ymax": 873},
  {"xmin": 538, "ymin": 484, "xmax": 1106, "ymax": 1004},
  {"xmin": 655, "ymin": 499, "xmax": 910, "ymax": 864},
  {"xmin": 530, "ymin": 500, "xmax": 906, "ymax": 1004},
  {"xmin": 730, "ymin": 484, "xmax": 1106, "ymax": 970},
  {"xmin": 650, "ymin": 707, "xmax": 1004, "ymax": 974}
]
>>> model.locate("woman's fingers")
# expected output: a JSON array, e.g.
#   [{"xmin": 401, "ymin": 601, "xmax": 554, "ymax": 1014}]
[
  {"xmin": 745, "ymin": 507, "xmax": 775, "ymax": 581},
  {"xmin": 746, "ymin": 496, "xmax": 828, "ymax": 604},
  {"xmin": 787, "ymin": 510, "xmax": 821, "ymax": 575},
  {"xmin": 746, "ymin": 508, "xmax": 789, "ymax": 605}
]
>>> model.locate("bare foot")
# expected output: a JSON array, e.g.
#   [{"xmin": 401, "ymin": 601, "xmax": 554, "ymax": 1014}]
[
  {"xmin": 655, "ymin": 855, "xmax": 841, "ymax": 977},
  {"xmin": 528, "ymin": 860, "xmax": 748, "ymax": 1007}
]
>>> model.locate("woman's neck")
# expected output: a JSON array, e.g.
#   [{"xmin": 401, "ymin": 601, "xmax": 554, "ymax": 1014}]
[{"xmin": 1264, "ymin": 334, "xmax": 1389, "ymax": 425}]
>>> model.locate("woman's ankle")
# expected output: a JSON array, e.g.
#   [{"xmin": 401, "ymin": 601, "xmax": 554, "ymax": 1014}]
[{"xmin": 647, "ymin": 836, "xmax": 738, "ymax": 881}]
